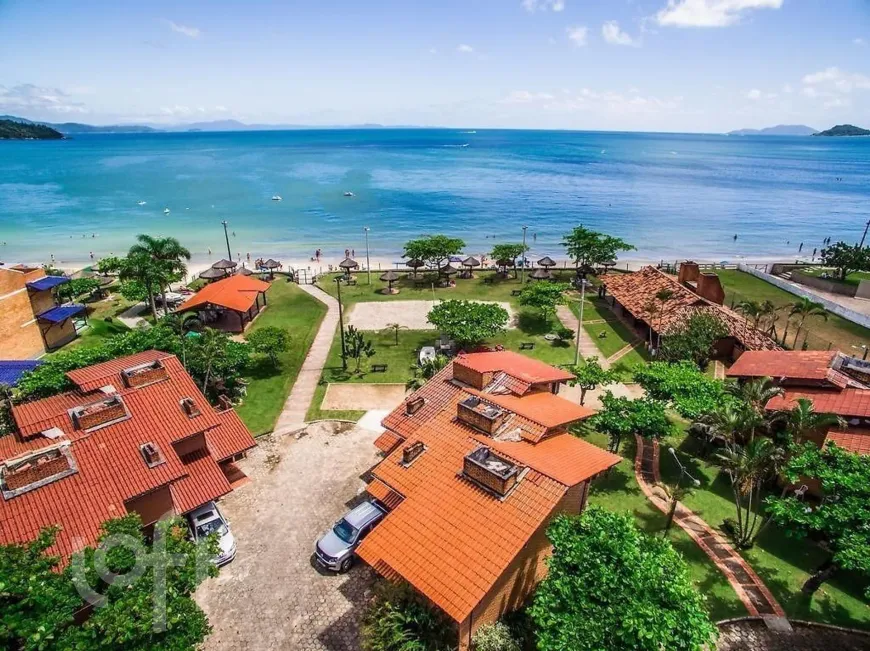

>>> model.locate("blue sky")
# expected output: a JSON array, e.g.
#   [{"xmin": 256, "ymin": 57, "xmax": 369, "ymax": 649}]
[{"xmin": 1, "ymin": 0, "xmax": 868, "ymax": 132}]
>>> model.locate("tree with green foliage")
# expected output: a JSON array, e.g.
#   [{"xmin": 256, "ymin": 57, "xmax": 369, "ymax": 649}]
[
  {"xmin": 634, "ymin": 361, "xmax": 728, "ymax": 420},
  {"xmin": 186, "ymin": 327, "xmax": 249, "ymax": 398},
  {"xmin": 530, "ymin": 508, "xmax": 717, "ymax": 651},
  {"xmin": 345, "ymin": 325, "xmax": 376, "ymax": 372},
  {"xmin": 118, "ymin": 278, "xmax": 149, "ymax": 303},
  {"xmin": 427, "ymin": 300, "xmax": 509, "ymax": 347},
  {"xmin": 472, "ymin": 621, "xmax": 521, "ymax": 651},
  {"xmin": 119, "ymin": 252, "xmax": 164, "ymax": 320},
  {"xmin": 384, "ymin": 323, "xmax": 408, "ymax": 346},
  {"xmin": 784, "ymin": 297, "xmax": 827, "ymax": 347},
  {"xmin": 568, "ymin": 357, "xmax": 618, "ymax": 405},
  {"xmin": 361, "ymin": 580, "xmax": 457, "ymax": 651},
  {"xmin": 403, "ymin": 235, "xmax": 465, "ymax": 273},
  {"xmin": 95, "ymin": 256, "xmax": 123, "ymax": 276},
  {"xmin": 489, "ymin": 243, "xmax": 529, "ymax": 278},
  {"xmin": 128, "ymin": 234, "xmax": 191, "ymax": 315},
  {"xmin": 781, "ymin": 397, "xmax": 844, "ymax": 446},
  {"xmin": 246, "ymin": 326, "xmax": 289, "ymax": 367},
  {"xmin": 0, "ymin": 527, "xmax": 79, "ymax": 651},
  {"xmin": 766, "ymin": 442, "xmax": 870, "ymax": 596},
  {"xmin": 61, "ymin": 513, "xmax": 218, "ymax": 650},
  {"xmin": 591, "ymin": 392, "xmax": 670, "ymax": 454},
  {"xmin": 57, "ymin": 277, "xmax": 102, "ymax": 303},
  {"xmin": 820, "ymin": 241, "xmax": 870, "ymax": 282},
  {"xmin": 724, "ymin": 376, "xmax": 783, "ymax": 434},
  {"xmin": 518, "ymin": 282, "xmax": 570, "ymax": 323},
  {"xmin": 560, "ymin": 226, "xmax": 635, "ymax": 270},
  {"xmin": 660, "ymin": 311, "xmax": 728, "ymax": 369},
  {"xmin": 406, "ymin": 354, "xmax": 449, "ymax": 391}
]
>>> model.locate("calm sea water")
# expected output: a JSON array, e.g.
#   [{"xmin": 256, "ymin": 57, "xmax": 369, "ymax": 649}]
[{"xmin": 1, "ymin": 129, "xmax": 868, "ymax": 268}]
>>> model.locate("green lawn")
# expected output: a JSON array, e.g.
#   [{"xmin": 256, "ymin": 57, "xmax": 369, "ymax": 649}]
[
  {"xmin": 659, "ymin": 426, "xmax": 870, "ymax": 629},
  {"xmin": 55, "ymin": 295, "xmax": 136, "ymax": 353},
  {"xmin": 235, "ymin": 281, "xmax": 327, "ymax": 435},
  {"xmin": 578, "ymin": 428, "xmax": 746, "ymax": 621},
  {"xmin": 798, "ymin": 267, "xmax": 870, "ymax": 288},
  {"xmin": 714, "ymin": 269, "xmax": 870, "ymax": 352}
]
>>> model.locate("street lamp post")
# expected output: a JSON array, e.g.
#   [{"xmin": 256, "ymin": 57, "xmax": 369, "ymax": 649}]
[
  {"xmin": 335, "ymin": 277, "xmax": 348, "ymax": 369},
  {"xmin": 664, "ymin": 447, "xmax": 700, "ymax": 535},
  {"xmin": 574, "ymin": 277, "xmax": 585, "ymax": 366},
  {"xmin": 364, "ymin": 227, "xmax": 371, "ymax": 285},
  {"xmin": 860, "ymin": 219, "xmax": 870, "ymax": 249},
  {"xmin": 520, "ymin": 225, "xmax": 528, "ymax": 285},
  {"xmin": 221, "ymin": 221, "xmax": 232, "ymax": 260}
]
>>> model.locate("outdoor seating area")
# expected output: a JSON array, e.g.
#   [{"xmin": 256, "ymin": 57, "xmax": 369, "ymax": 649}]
[{"xmin": 177, "ymin": 274, "xmax": 270, "ymax": 333}]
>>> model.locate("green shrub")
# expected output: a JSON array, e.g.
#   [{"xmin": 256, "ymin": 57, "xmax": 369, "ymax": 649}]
[
  {"xmin": 361, "ymin": 581, "xmax": 457, "ymax": 651},
  {"xmin": 472, "ymin": 622, "xmax": 520, "ymax": 651}
]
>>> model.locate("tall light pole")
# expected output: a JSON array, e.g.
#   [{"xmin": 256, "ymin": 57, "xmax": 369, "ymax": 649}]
[
  {"xmin": 335, "ymin": 277, "xmax": 347, "ymax": 369},
  {"xmin": 364, "ymin": 227, "xmax": 372, "ymax": 285},
  {"xmin": 860, "ymin": 219, "xmax": 870, "ymax": 249},
  {"xmin": 221, "ymin": 220, "xmax": 232, "ymax": 260},
  {"xmin": 520, "ymin": 225, "xmax": 528, "ymax": 285},
  {"xmin": 574, "ymin": 277, "xmax": 585, "ymax": 366}
]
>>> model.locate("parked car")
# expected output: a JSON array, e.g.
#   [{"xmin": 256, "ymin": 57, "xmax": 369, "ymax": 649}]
[
  {"xmin": 188, "ymin": 501, "xmax": 236, "ymax": 566},
  {"xmin": 315, "ymin": 501, "xmax": 386, "ymax": 572}
]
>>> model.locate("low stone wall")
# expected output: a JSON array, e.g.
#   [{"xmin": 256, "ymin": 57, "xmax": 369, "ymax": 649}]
[
  {"xmin": 717, "ymin": 617, "xmax": 870, "ymax": 651},
  {"xmin": 791, "ymin": 271, "xmax": 857, "ymax": 297},
  {"xmin": 737, "ymin": 264, "xmax": 870, "ymax": 329},
  {"xmin": 856, "ymin": 279, "xmax": 870, "ymax": 300}
]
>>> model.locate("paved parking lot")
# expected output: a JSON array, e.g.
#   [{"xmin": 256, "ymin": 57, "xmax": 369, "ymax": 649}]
[{"xmin": 195, "ymin": 422, "xmax": 383, "ymax": 650}]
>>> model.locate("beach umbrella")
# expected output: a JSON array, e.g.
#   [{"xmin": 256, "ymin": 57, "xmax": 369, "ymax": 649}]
[
  {"xmin": 339, "ymin": 257, "xmax": 359, "ymax": 280},
  {"xmin": 529, "ymin": 267, "xmax": 553, "ymax": 281},
  {"xmin": 260, "ymin": 258, "xmax": 282, "ymax": 279},
  {"xmin": 439, "ymin": 263, "xmax": 459, "ymax": 277},
  {"xmin": 380, "ymin": 270, "xmax": 401, "ymax": 294},
  {"xmin": 537, "ymin": 256, "xmax": 557, "ymax": 268},
  {"xmin": 405, "ymin": 258, "xmax": 425, "ymax": 278},
  {"xmin": 461, "ymin": 256, "xmax": 481, "ymax": 279},
  {"xmin": 212, "ymin": 259, "xmax": 237, "ymax": 270},
  {"xmin": 236, "ymin": 266, "xmax": 254, "ymax": 276},
  {"xmin": 600, "ymin": 259, "xmax": 617, "ymax": 274},
  {"xmin": 199, "ymin": 267, "xmax": 226, "ymax": 282}
]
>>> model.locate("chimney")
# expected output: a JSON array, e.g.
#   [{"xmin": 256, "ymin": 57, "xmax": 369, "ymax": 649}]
[
  {"xmin": 452, "ymin": 359, "xmax": 489, "ymax": 389},
  {"xmin": 463, "ymin": 446, "xmax": 520, "ymax": 497},
  {"xmin": 405, "ymin": 396, "xmax": 425, "ymax": 415},
  {"xmin": 1, "ymin": 445, "xmax": 78, "ymax": 498},
  {"xmin": 180, "ymin": 397, "xmax": 201, "ymax": 418},
  {"xmin": 401, "ymin": 441, "xmax": 426, "ymax": 465},
  {"xmin": 71, "ymin": 395, "xmax": 128, "ymax": 431},
  {"xmin": 122, "ymin": 360, "xmax": 169, "ymax": 388},
  {"xmin": 457, "ymin": 396, "xmax": 507, "ymax": 436},
  {"xmin": 678, "ymin": 261, "xmax": 700, "ymax": 285},
  {"xmin": 696, "ymin": 273, "xmax": 725, "ymax": 305}
]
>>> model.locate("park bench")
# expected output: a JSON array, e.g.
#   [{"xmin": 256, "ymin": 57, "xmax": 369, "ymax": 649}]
[
  {"xmin": 519, "ymin": 342, "xmax": 535, "ymax": 350},
  {"xmin": 371, "ymin": 364, "xmax": 388, "ymax": 372},
  {"xmin": 511, "ymin": 289, "xmax": 523, "ymax": 296}
]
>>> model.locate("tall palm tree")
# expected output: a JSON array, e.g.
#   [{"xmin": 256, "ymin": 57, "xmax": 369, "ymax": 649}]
[
  {"xmin": 758, "ymin": 300, "xmax": 780, "ymax": 338},
  {"xmin": 195, "ymin": 328, "xmax": 225, "ymax": 395},
  {"xmin": 782, "ymin": 397, "xmax": 845, "ymax": 445},
  {"xmin": 725, "ymin": 376, "xmax": 784, "ymax": 440},
  {"xmin": 736, "ymin": 300, "xmax": 763, "ymax": 329},
  {"xmin": 128, "ymin": 234, "xmax": 192, "ymax": 316},
  {"xmin": 786, "ymin": 298, "xmax": 827, "ymax": 348}
]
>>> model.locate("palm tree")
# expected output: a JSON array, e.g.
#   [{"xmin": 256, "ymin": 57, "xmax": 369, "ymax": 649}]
[
  {"xmin": 128, "ymin": 234, "xmax": 191, "ymax": 316},
  {"xmin": 758, "ymin": 300, "xmax": 780, "ymax": 338},
  {"xmin": 384, "ymin": 323, "xmax": 408, "ymax": 346},
  {"xmin": 782, "ymin": 397, "xmax": 845, "ymax": 445},
  {"xmin": 727, "ymin": 376, "xmax": 783, "ymax": 421},
  {"xmin": 162, "ymin": 312, "xmax": 198, "ymax": 370},
  {"xmin": 736, "ymin": 300, "xmax": 763, "ymax": 329},
  {"xmin": 406, "ymin": 355, "xmax": 449, "ymax": 391},
  {"xmin": 786, "ymin": 298, "xmax": 827, "ymax": 348}
]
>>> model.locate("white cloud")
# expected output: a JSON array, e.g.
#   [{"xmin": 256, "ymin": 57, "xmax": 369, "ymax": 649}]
[
  {"xmin": 522, "ymin": 0, "xmax": 565, "ymax": 12},
  {"xmin": 854, "ymin": 38, "xmax": 866, "ymax": 46},
  {"xmin": 160, "ymin": 105, "xmax": 193, "ymax": 116},
  {"xmin": 566, "ymin": 25, "xmax": 588, "ymax": 47},
  {"xmin": 167, "ymin": 20, "xmax": 201, "ymax": 38},
  {"xmin": 655, "ymin": 0, "xmax": 783, "ymax": 28},
  {"xmin": 457, "ymin": 44, "xmax": 474, "ymax": 53},
  {"xmin": 801, "ymin": 87, "xmax": 818, "ymax": 98},
  {"xmin": 781, "ymin": 83, "xmax": 793, "ymax": 94},
  {"xmin": 0, "ymin": 84, "xmax": 88, "ymax": 115},
  {"xmin": 802, "ymin": 67, "xmax": 870, "ymax": 93},
  {"xmin": 501, "ymin": 90, "xmax": 556, "ymax": 104},
  {"xmin": 746, "ymin": 88, "xmax": 762, "ymax": 100},
  {"xmin": 602, "ymin": 21, "xmax": 641, "ymax": 46}
]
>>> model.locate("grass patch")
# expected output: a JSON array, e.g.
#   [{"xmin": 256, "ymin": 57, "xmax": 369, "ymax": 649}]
[
  {"xmin": 56, "ymin": 295, "xmax": 136, "ymax": 352},
  {"xmin": 714, "ymin": 269, "xmax": 870, "ymax": 351},
  {"xmin": 798, "ymin": 267, "xmax": 870, "ymax": 288},
  {"xmin": 235, "ymin": 281, "xmax": 327, "ymax": 436},
  {"xmin": 659, "ymin": 426, "xmax": 870, "ymax": 629}
]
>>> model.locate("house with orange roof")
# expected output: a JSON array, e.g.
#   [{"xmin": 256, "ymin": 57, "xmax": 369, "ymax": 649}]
[
  {"xmin": 177, "ymin": 274, "xmax": 270, "ymax": 333},
  {"xmin": 601, "ymin": 264, "xmax": 780, "ymax": 361},
  {"xmin": 355, "ymin": 350, "xmax": 620, "ymax": 650},
  {"xmin": 0, "ymin": 350, "xmax": 256, "ymax": 559}
]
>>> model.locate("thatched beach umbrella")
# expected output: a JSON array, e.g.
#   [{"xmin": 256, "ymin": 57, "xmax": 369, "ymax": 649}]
[
  {"xmin": 338, "ymin": 257, "xmax": 359, "ymax": 280},
  {"xmin": 199, "ymin": 267, "xmax": 226, "ymax": 282},
  {"xmin": 537, "ymin": 256, "xmax": 556, "ymax": 268},
  {"xmin": 461, "ymin": 256, "xmax": 481, "ymax": 279},
  {"xmin": 212, "ymin": 259, "xmax": 237, "ymax": 271},
  {"xmin": 236, "ymin": 266, "xmax": 253, "ymax": 276},
  {"xmin": 601, "ymin": 259, "xmax": 617, "ymax": 274},
  {"xmin": 406, "ymin": 258, "xmax": 425, "ymax": 278},
  {"xmin": 439, "ymin": 263, "xmax": 459, "ymax": 279},
  {"xmin": 380, "ymin": 270, "xmax": 401, "ymax": 294},
  {"xmin": 529, "ymin": 267, "xmax": 553, "ymax": 281},
  {"xmin": 259, "ymin": 258, "xmax": 282, "ymax": 279}
]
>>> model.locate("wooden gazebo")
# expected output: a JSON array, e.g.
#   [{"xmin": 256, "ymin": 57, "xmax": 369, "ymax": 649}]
[
  {"xmin": 380, "ymin": 270, "xmax": 401, "ymax": 295},
  {"xmin": 460, "ymin": 256, "xmax": 481, "ymax": 279},
  {"xmin": 177, "ymin": 275, "xmax": 270, "ymax": 333}
]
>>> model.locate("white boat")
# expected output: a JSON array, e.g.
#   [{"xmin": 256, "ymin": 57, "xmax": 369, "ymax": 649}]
[
  {"xmin": 271, "ymin": 195, "xmax": 282, "ymax": 201},
  {"xmin": 163, "ymin": 208, "xmax": 170, "ymax": 214},
  {"xmin": 137, "ymin": 201, "xmax": 147, "ymax": 206},
  {"xmin": 343, "ymin": 191, "xmax": 354, "ymax": 197}
]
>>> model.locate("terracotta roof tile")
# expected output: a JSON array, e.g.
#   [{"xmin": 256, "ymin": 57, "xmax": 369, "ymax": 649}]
[
  {"xmin": 178, "ymin": 274, "xmax": 270, "ymax": 314},
  {"xmin": 727, "ymin": 351, "xmax": 849, "ymax": 387},
  {"xmin": 455, "ymin": 351, "xmax": 574, "ymax": 385},
  {"xmin": 767, "ymin": 388, "xmax": 870, "ymax": 419},
  {"xmin": 825, "ymin": 429, "xmax": 870, "ymax": 455},
  {"xmin": 67, "ymin": 350, "xmax": 171, "ymax": 392},
  {"xmin": 466, "ymin": 388, "xmax": 596, "ymax": 432},
  {"xmin": 207, "ymin": 409, "xmax": 258, "ymax": 461},
  {"xmin": 170, "ymin": 449, "xmax": 233, "ymax": 514},
  {"xmin": 373, "ymin": 430, "xmax": 404, "ymax": 455}
]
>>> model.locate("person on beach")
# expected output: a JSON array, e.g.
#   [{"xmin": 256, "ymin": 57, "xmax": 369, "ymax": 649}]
[
  {"xmin": 812, "ymin": 248, "xmax": 817, "ymax": 260},
  {"xmin": 208, "ymin": 248, "xmax": 212, "ymax": 256},
  {"xmin": 345, "ymin": 248, "xmax": 350, "ymax": 258},
  {"xmin": 733, "ymin": 234, "xmax": 738, "ymax": 242},
  {"xmin": 799, "ymin": 242, "xmax": 803, "ymax": 252},
  {"xmin": 352, "ymin": 248, "xmax": 355, "ymax": 257}
]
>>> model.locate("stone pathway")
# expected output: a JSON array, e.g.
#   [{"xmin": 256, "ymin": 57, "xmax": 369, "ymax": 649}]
[
  {"xmin": 633, "ymin": 435, "xmax": 785, "ymax": 618},
  {"xmin": 607, "ymin": 341, "xmax": 643, "ymax": 365},
  {"xmin": 556, "ymin": 304, "xmax": 611, "ymax": 368},
  {"xmin": 273, "ymin": 285, "xmax": 339, "ymax": 435},
  {"xmin": 718, "ymin": 617, "xmax": 870, "ymax": 650},
  {"xmin": 714, "ymin": 360, "xmax": 726, "ymax": 380},
  {"xmin": 117, "ymin": 302, "xmax": 150, "ymax": 329}
]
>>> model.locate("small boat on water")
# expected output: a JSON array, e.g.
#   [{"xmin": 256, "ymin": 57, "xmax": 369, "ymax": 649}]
[
  {"xmin": 163, "ymin": 208, "xmax": 170, "ymax": 214},
  {"xmin": 272, "ymin": 195, "xmax": 282, "ymax": 201},
  {"xmin": 137, "ymin": 201, "xmax": 147, "ymax": 206},
  {"xmin": 343, "ymin": 191, "xmax": 354, "ymax": 197}
]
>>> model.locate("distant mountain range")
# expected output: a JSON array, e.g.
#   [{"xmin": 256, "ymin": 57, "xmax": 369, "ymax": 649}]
[
  {"xmin": 727, "ymin": 124, "xmax": 818, "ymax": 136},
  {"xmin": 813, "ymin": 124, "xmax": 870, "ymax": 137}
]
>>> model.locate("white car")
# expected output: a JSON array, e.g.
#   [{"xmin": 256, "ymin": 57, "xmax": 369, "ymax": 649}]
[{"xmin": 188, "ymin": 501, "xmax": 236, "ymax": 565}]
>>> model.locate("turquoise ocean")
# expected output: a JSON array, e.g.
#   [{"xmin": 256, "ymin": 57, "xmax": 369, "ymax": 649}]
[{"xmin": 1, "ymin": 129, "xmax": 868, "ymax": 269}]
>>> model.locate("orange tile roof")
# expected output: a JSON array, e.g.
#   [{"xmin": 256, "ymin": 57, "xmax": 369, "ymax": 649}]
[
  {"xmin": 67, "ymin": 350, "xmax": 171, "ymax": 392},
  {"xmin": 358, "ymin": 353, "xmax": 617, "ymax": 623},
  {"xmin": 727, "ymin": 350, "xmax": 858, "ymax": 389},
  {"xmin": 374, "ymin": 430, "xmax": 404, "ymax": 455},
  {"xmin": 2, "ymin": 351, "xmax": 256, "ymax": 559},
  {"xmin": 467, "ymin": 389, "xmax": 596, "ymax": 432},
  {"xmin": 766, "ymin": 388, "xmax": 870, "ymax": 419},
  {"xmin": 825, "ymin": 429, "xmax": 870, "ymax": 455},
  {"xmin": 456, "ymin": 351, "xmax": 575, "ymax": 385},
  {"xmin": 178, "ymin": 274, "xmax": 270, "ymax": 314},
  {"xmin": 603, "ymin": 266, "xmax": 781, "ymax": 352}
]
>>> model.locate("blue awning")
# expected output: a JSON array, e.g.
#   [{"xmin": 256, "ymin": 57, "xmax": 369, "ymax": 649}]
[
  {"xmin": 36, "ymin": 304, "xmax": 86, "ymax": 323},
  {"xmin": 26, "ymin": 275, "xmax": 70, "ymax": 291},
  {"xmin": 0, "ymin": 360, "xmax": 42, "ymax": 386}
]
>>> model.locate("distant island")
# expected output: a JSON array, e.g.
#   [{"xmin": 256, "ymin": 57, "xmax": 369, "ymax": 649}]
[
  {"xmin": 0, "ymin": 119, "xmax": 64, "ymax": 140},
  {"xmin": 727, "ymin": 124, "xmax": 818, "ymax": 136},
  {"xmin": 813, "ymin": 124, "xmax": 870, "ymax": 137},
  {"xmin": 0, "ymin": 115, "xmax": 159, "ymax": 134}
]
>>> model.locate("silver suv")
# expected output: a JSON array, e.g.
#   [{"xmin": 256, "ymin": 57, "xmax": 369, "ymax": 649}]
[{"xmin": 315, "ymin": 501, "xmax": 386, "ymax": 572}]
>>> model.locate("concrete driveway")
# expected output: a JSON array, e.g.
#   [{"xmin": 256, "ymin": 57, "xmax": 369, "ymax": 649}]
[{"xmin": 195, "ymin": 422, "xmax": 382, "ymax": 650}]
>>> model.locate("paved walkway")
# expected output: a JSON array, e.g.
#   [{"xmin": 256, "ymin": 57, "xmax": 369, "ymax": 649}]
[
  {"xmin": 273, "ymin": 285, "xmax": 339, "ymax": 435},
  {"xmin": 633, "ymin": 435, "xmax": 785, "ymax": 618},
  {"xmin": 556, "ymin": 304, "xmax": 611, "ymax": 368},
  {"xmin": 718, "ymin": 618, "xmax": 870, "ymax": 651},
  {"xmin": 117, "ymin": 302, "xmax": 150, "ymax": 329}
]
